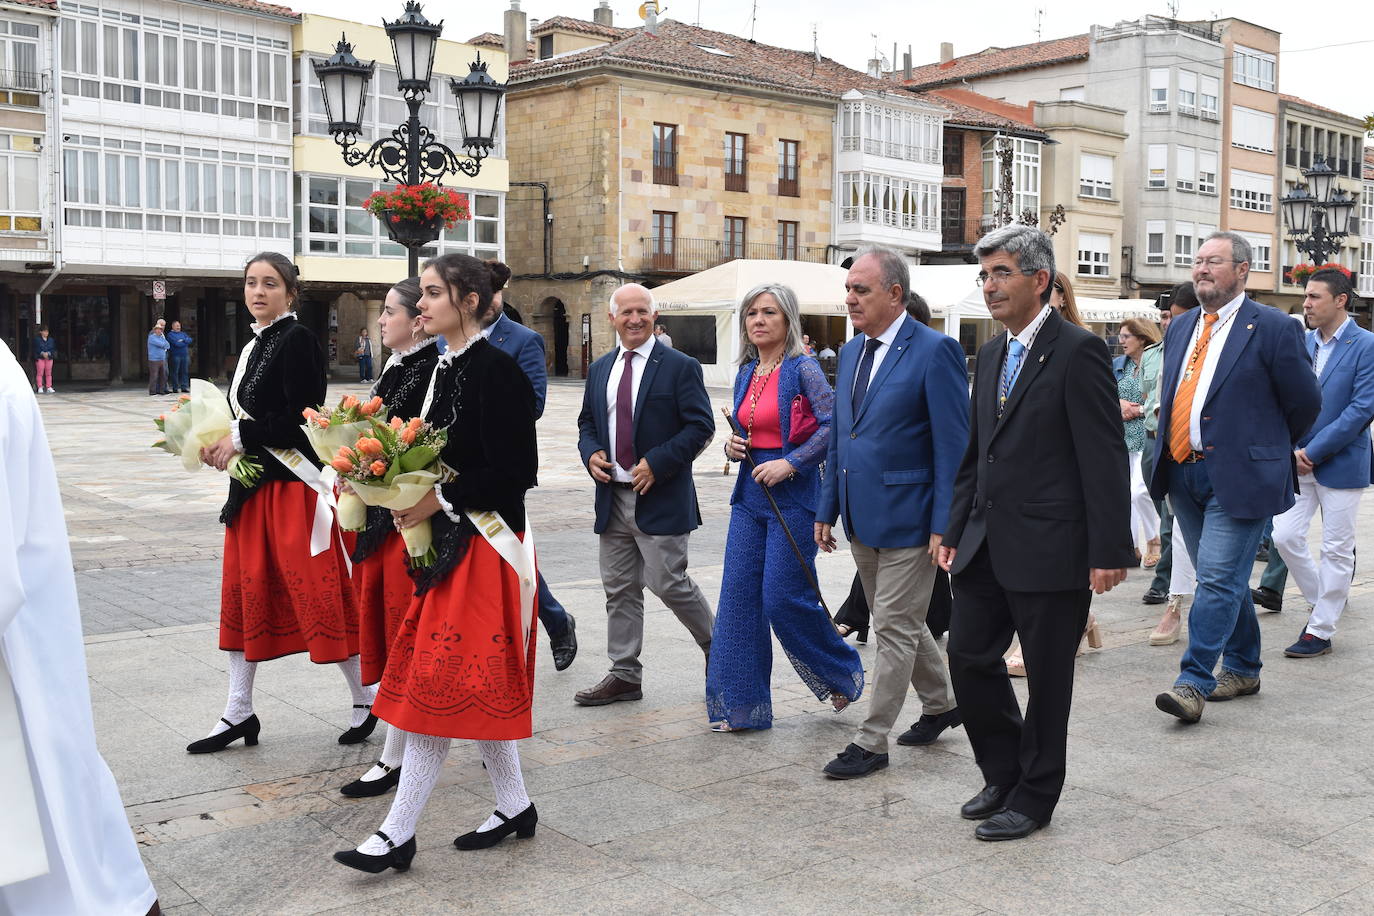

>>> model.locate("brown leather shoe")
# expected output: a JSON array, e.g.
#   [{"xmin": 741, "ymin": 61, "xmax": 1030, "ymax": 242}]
[{"xmin": 574, "ymin": 674, "xmax": 643, "ymax": 706}]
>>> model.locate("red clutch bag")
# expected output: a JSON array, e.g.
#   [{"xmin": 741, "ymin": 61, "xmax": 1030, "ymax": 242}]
[{"xmin": 789, "ymin": 394, "xmax": 819, "ymax": 444}]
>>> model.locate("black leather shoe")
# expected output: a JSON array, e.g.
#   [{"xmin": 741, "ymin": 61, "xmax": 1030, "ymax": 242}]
[
  {"xmin": 550, "ymin": 615, "xmax": 578, "ymax": 671},
  {"xmin": 339, "ymin": 762, "xmax": 402, "ymax": 798},
  {"xmin": 897, "ymin": 708, "xmax": 963, "ymax": 746},
  {"xmin": 975, "ymin": 808, "xmax": 1044, "ymax": 841},
  {"xmin": 960, "ymin": 784, "xmax": 1012, "ymax": 820},
  {"xmin": 1251, "ymin": 586, "xmax": 1283, "ymax": 612},
  {"xmin": 1141, "ymin": 587, "xmax": 1168, "ymax": 605},
  {"xmin": 186, "ymin": 715, "xmax": 260, "ymax": 754},
  {"xmin": 338, "ymin": 705, "xmax": 379, "ymax": 745},
  {"xmin": 822, "ymin": 743, "xmax": 888, "ymax": 779},
  {"xmin": 454, "ymin": 804, "xmax": 537, "ymax": 850},
  {"xmin": 333, "ymin": 830, "xmax": 416, "ymax": 873}
]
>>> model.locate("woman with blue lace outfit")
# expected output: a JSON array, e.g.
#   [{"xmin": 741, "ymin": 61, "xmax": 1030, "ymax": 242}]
[{"xmin": 708, "ymin": 284, "xmax": 864, "ymax": 732}]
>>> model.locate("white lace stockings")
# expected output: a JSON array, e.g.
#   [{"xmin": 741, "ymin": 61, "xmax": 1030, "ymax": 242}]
[
  {"xmin": 336, "ymin": 655, "xmax": 376, "ymax": 727},
  {"xmin": 475, "ymin": 740, "xmax": 531, "ymax": 832},
  {"xmin": 358, "ymin": 726, "xmax": 408, "ymax": 783},
  {"xmin": 208, "ymin": 651, "xmax": 257, "ymax": 737},
  {"xmin": 357, "ymin": 732, "xmax": 451, "ymax": 854}
]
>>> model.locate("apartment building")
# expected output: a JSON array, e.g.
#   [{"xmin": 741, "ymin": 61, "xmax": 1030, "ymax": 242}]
[
  {"xmin": 903, "ymin": 17, "xmax": 1235, "ymax": 302},
  {"xmin": 1361, "ymin": 146, "xmax": 1373, "ymax": 301},
  {"xmin": 1274, "ymin": 94, "xmax": 1365, "ymax": 311},
  {"xmin": 501, "ymin": 10, "xmax": 946, "ymax": 376},
  {"xmin": 47, "ymin": 0, "xmax": 295, "ymax": 384},
  {"xmin": 293, "ymin": 14, "xmax": 508, "ymax": 376},
  {"xmin": 0, "ymin": 0, "xmax": 56, "ymax": 364}
]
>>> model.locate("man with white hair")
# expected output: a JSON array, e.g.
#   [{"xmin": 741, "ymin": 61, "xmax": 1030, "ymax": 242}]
[{"xmin": 574, "ymin": 283, "xmax": 716, "ymax": 705}]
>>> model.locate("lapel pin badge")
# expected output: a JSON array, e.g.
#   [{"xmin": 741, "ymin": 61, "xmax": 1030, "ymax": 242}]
[
  {"xmin": 1247, "ymin": 324, "xmax": 1254, "ymax": 330},
  {"xmin": 1038, "ymin": 355, "xmax": 1045, "ymax": 362}
]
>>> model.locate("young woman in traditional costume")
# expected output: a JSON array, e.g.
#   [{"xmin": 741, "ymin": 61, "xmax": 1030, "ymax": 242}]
[
  {"xmin": 189, "ymin": 252, "xmax": 373, "ymax": 754},
  {"xmin": 337, "ymin": 277, "xmax": 439, "ymax": 798},
  {"xmin": 333, "ymin": 254, "xmax": 540, "ymax": 873}
]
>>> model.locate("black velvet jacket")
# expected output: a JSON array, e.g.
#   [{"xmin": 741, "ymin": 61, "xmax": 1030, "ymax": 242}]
[
  {"xmin": 220, "ymin": 316, "xmax": 327, "ymax": 526},
  {"xmin": 353, "ymin": 338, "xmax": 441, "ymax": 564},
  {"xmin": 409, "ymin": 338, "xmax": 538, "ymax": 595}
]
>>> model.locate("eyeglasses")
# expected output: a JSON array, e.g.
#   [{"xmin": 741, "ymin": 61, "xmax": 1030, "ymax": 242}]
[
  {"xmin": 976, "ymin": 267, "xmax": 1038, "ymax": 286},
  {"xmin": 1192, "ymin": 256, "xmax": 1242, "ymax": 268}
]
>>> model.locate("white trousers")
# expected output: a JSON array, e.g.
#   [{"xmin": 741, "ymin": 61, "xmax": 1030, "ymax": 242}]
[
  {"xmin": 1128, "ymin": 451, "xmax": 1160, "ymax": 547},
  {"xmin": 1167, "ymin": 496, "xmax": 1196, "ymax": 597},
  {"xmin": 1272, "ymin": 475, "xmax": 1363, "ymax": 639}
]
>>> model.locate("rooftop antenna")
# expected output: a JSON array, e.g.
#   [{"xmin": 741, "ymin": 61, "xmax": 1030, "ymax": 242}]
[
  {"xmin": 1167, "ymin": 0, "xmax": 1179, "ymax": 18},
  {"xmin": 749, "ymin": 0, "xmax": 758, "ymax": 41},
  {"xmin": 1035, "ymin": 7, "xmax": 1045, "ymax": 40},
  {"xmin": 812, "ymin": 23, "xmax": 820, "ymax": 63},
  {"xmin": 695, "ymin": 0, "xmax": 701, "ymax": 26}
]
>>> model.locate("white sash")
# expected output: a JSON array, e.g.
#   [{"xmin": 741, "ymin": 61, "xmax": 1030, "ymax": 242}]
[
  {"xmin": 0, "ymin": 653, "xmax": 49, "ymax": 887},
  {"xmin": 466, "ymin": 510, "xmax": 538, "ymax": 653}
]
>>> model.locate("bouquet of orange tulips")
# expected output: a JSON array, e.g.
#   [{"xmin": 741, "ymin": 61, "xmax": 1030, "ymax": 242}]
[
  {"xmin": 328, "ymin": 416, "xmax": 448, "ymax": 566},
  {"xmin": 153, "ymin": 380, "xmax": 263, "ymax": 486},
  {"xmin": 301, "ymin": 394, "xmax": 388, "ymax": 530}
]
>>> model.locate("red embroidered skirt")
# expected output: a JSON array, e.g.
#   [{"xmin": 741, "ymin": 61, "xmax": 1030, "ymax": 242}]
[
  {"xmin": 353, "ymin": 532, "xmax": 414, "ymax": 686},
  {"xmin": 220, "ymin": 480, "xmax": 359, "ymax": 664},
  {"xmin": 374, "ymin": 535, "xmax": 537, "ymax": 740}
]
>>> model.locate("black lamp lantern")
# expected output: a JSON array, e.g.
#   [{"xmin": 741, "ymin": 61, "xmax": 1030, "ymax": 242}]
[
  {"xmin": 1281, "ymin": 184, "xmax": 1315, "ymax": 237},
  {"xmin": 1281, "ymin": 156, "xmax": 1357, "ymax": 270},
  {"xmin": 311, "ymin": 35, "xmax": 375, "ymax": 135},
  {"xmin": 384, "ymin": 1, "xmax": 442, "ymax": 91},
  {"xmin": 449, "ymin": 54, "xmax": 504, "ymax": 154}
]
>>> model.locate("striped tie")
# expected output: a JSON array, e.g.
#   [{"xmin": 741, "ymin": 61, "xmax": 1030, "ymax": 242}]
[{"xmin": 1169, "ymin": 313, "xmax": 1219, "ymax": 464}]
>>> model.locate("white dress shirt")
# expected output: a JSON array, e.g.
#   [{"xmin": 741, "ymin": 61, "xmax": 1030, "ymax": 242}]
[
  {"xmin": 1313, "ymin": 316, "xmax": 1351, "ymax": 378},
  {"xmin": 1176, "ymin": 292, "xmax": 1244, "ymax": 450},
  {"xmin": 605, "ymin": 337, "xmax": 657, "ymax": 483},
  {"xmin": 851, "ymin": 311, "xmax": 906, "ymax": 400}
]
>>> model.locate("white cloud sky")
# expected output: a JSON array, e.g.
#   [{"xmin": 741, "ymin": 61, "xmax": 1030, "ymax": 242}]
[{"xmin": 297, "ymin": 0, "xmax": 1371, "ymax": 135}]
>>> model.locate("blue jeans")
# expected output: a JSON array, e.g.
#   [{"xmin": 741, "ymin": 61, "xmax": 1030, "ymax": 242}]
[
  {"xmin": 168, "ymin": 352, "xmax": 190, "ymax": 390},
  {"xmin": 358, "ymin": 355, "xmax": 373, "ymax": 381},
  {"xmin": 1167, "ymin": 460, "xmax": 1268, "ymax": 695},
  {"xmin": 537, "ymin": 573, "xmax": 570, "ymax": 638}
]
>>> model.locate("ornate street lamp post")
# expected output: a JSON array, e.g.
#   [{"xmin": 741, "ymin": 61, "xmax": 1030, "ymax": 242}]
[
  {"xmin": 312, "ymin": 2, "xmax": 506, "ymax": 277},
  {"xmin": 1281, "ymin": 156, "xmax": 1358, "ymax": 270}
]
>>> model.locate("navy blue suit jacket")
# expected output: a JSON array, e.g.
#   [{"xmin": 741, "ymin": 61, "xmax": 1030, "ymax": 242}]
[
  {"xmin": 1149, "ymin": 297, "xmax": 1321, "ymax": 518},
  {"xmin": 1301, "ymin": 321, "xmax": 1374, "ymax": 490},
  {"xmin": 577, "ymin": 340, "xmax": 715, "ymax": 535},
  {"xmin": 816, "ymin": 314, "xmax": 970, "ymax": 548},
  {"xmin": 486, "ymin": 313, "xmax": 548, "ymax": 419}
]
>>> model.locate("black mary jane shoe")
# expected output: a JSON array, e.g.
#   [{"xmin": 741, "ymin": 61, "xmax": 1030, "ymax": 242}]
[
  {"xmin": 186, "ymin": 715, "xmax": 261, "ymax": 754},
  {"xmin": 453, "ymin": 804, "xmax": 538, "ymax": 850},
  {"xmin": 333, "ymin": 830, "xmax": 416, "ymax": 874},
  {"xmin": 339, "ymin": 762, "xmax": 402, "ymax": 798},
  {"xmin": 338, "ymin": 705, "xmax": 379, "ymax": 745}
]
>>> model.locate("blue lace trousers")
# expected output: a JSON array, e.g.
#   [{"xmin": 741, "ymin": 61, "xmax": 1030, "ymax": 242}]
[{"xmin": 706, "ymin": 455, "xmax": 864, "ymax": 729}]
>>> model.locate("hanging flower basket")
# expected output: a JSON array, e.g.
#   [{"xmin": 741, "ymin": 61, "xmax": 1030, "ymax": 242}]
[
  {"xmin": 1284, "ymin": 262, "xmax": 1351, "ymax": 286},
  {"xmin": 364, "ymin": 183, "xmax": 471, "ymax": 248}
]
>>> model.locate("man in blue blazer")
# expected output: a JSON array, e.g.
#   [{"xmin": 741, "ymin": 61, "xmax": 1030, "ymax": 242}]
[
  {"xmin": 1150, "ymin": 233, "xmax": 1320, "ymax": 723},
  {"xmin": 814, "ymin": 246, "xmax": 970, "ymax": 780},
  {"xmin": 481, "ymin": 285, "xmax": 578, "ymax": 671},
  {"xmin": 1271, "ymin": 269, "xmax": 1374, "ymax": 658},
  {"xmin": 574, "ymin": 284, "xmax": 716, "ymax": 706}
]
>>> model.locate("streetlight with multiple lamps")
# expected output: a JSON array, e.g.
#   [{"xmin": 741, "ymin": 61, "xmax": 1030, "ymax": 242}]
[
  {"xmin": 1280, "ymin": 156, "xmax": 1358, "ymax": 271},
  {"xmin": 312, "ymin": 1, "xmax": 506, "ymax": 277}
]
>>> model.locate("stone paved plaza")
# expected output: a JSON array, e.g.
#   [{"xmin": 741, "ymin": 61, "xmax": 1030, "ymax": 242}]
[{"xmin": 37, "ymin": 380, "xmax": 1374, "ymax": 915}]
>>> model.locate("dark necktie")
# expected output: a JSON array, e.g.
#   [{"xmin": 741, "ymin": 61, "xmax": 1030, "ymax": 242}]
[
  {"xmin": 850, "ymin": 338, "xmax": 882, "ymax": 417},
  {"xmin": 615, "ymin": 350, "xmax": 636, "ymax": 471}
]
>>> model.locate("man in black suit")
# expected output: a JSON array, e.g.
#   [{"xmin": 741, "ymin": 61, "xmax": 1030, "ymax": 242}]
[
  {"xmin": 940, "ymin": 224, "xmax": 1135, "ymax": 841},
  {"xmin": 574, "ymin": 283, "xmax": 716, "ymax": 705}
]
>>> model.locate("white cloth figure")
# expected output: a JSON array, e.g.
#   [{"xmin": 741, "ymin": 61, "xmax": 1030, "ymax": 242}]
[{"xmin": 0, "ymin": 341, "xmax": 157, "ymax": 914}]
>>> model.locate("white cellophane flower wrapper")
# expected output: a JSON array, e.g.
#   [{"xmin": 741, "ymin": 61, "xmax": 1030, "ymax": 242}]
[
  {"xmin": 342, "ymin": 469, "xmax": 442, "ymax": 562},
  {"xmin": 300, "ymin": 420, "xmax": 376, "ymax": 465},
  {"xmin": 160, "ymin": 379, "xmax": 260, "ymax": 484},
  {"xmin": 335, "ymin": 491, "xmax": 368, "ymax": 531}
]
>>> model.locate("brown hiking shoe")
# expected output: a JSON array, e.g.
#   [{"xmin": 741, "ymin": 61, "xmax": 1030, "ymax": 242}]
[{"xmin": 1209, "ymin": 670, "xmax": 1260, "ymax": 701}]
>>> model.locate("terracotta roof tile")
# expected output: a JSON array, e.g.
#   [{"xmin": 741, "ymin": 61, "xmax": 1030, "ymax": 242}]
[
  {"xmin": 188, "ymin": 0, "xmax": 298, "ymax": 19},
  {"xmin": 1278, "ymin": 93, "xmax": 1364, "ymax": 124},
  {"xmin": 0, "ymin": 0, "xmax": 57, "ymax": 8},
  {"xmin": 903, "ymin": 35, "xmax": 1090, "ymax": 90},
  {"xmin": 512, "ymin": 19, "xmax": 927, "ymax": 103},
  {"xmin": 926, "ymin": 88, "xmax": 1041, "ymax": 133},
  {"xmin": 529, "ymin": 15, "xmax": 628, "ymax": 40},
  {"xmin": 466, "ymin": 30, "xmax": 535, "ymax": 56}
]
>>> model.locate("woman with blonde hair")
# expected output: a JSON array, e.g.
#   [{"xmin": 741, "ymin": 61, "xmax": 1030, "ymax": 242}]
[
  {"xmin": 1117, "ymin": 317, "xmax": 1163, "ymax": 566},
  {"xmin": 1051, "ymin": 271, "xmax": 1085, "ymax": 328}
]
